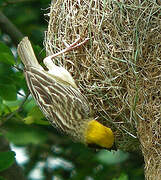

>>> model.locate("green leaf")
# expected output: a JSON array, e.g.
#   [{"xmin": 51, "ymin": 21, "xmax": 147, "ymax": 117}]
[
  {"xmin": 112, "ymin": 173, "xmax": 128, "ymax": 180},
  {"xmin": 1, "ymin": 99, "xmax": 22, "ymax": 116},
  {"xmin": 0, "ymin": 151, "xmax": 15, "ymax": 172},
  {"xmin": 0, "ymin": 101, "xmax": 7, "ymax": 116},
  {"xmin": 0, "ymin": 42, "xmax": 12, "ymax": 55},
  {"xmin": 23, "ymin": 106, "xmax": 49, "ymax": 125},
  {"xmin": 23, "ymin": 98, "xmax": 37, "ymax": 112},
  {"xmin": 0, "ymin": 53, "xmax": 15, "ymax": 65},
  {"xmin": 0, "ymin": 42, "xmax": 15, "ymax": 65},
  {"xmin": 0, "ymin": 63, "xmax": 21, "ymax": 99},
  {"xmin": 3, "ymin": 99, "xmax": 21, "ymax": 108},
  {"xmin": 0, "ymin": 97, "xmax": 3, "ymax": 115},
  {"xmin": 0, "ymin": 84, "xmax": 17, "ymax": 101},
  {"xmin": 5, "ymin": 123, "xmax": 48, "ymax": 145},
  {"xmin": 0, "ymin": 99, "xmax": 22, "ymax": 116}
]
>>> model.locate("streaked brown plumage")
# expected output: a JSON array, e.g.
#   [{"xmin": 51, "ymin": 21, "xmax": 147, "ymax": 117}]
[{"xmin": 17, "ymin": 37, "xmax": 114, "ymax": 149}]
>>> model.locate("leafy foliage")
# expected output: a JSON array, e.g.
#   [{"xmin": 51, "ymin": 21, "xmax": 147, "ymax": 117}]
[
  {"xmin": 0, "ymin": 42, "xmax": 15, "ymax": 65},
  {"xmin": 0, "ymin": 151, "xmax": 15, "ymax": 172}
]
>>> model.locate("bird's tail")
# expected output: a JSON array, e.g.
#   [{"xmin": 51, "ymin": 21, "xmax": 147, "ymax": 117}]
[{"xmin": 17, "ymin": 37, "xmax": 42, "ymax": 69}]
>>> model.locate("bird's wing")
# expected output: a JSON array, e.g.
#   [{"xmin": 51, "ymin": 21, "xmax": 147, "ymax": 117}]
[{"xmin": 24, "ymin": 66, "xmax": 91, "ymax": 132}]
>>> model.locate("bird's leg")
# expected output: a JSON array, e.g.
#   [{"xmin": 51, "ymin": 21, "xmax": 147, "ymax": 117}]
[
  {"xmin": 51, "ymin": 36, "xmax": 89, "ymax": 59},
  {"xmin": 43, "ymin": 37, "xmax": 89, "ymax": 70}
]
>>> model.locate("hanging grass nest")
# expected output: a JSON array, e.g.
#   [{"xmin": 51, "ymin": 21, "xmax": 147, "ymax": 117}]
[{"xmin": 44, "ymin": 1, "xmax": 161, "ymax": 179}]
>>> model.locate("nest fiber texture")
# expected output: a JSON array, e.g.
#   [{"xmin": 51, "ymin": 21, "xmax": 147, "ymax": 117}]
[{"xmin": 45, "ymin": 1, "xmax": 161, "ymax": 179}]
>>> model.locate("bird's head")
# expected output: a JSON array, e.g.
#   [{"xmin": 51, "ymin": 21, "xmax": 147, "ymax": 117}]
[{"xmin": 84, "ymin": 120, "xmax": 114, "ymax": 150}]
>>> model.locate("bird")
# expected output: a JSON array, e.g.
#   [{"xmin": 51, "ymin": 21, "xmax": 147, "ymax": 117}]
[{"xmin": 17, "ymin": 36, "xmax": 114, "ymax": 149}]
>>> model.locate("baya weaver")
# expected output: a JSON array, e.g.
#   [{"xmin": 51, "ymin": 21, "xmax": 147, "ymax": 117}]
[{"xmin": 17, "ymin": 37, "xmax": 114, "ymax": 149}]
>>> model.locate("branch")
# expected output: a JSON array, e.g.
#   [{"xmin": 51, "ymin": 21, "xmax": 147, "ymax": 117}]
[
  {"xmin": 2, "ymin": 0, "xmax": 38, "ymax": 6},
  {"xmin": 0, "ymin": 11, "xmax": 23, "ymax": 45},
  {"xmin": 5, "ymin": 93, "xmax": 30, "ymax": 121},
  {"xmin": 0, "ymin": 93, "xmax": 30, "ymax": 127}
]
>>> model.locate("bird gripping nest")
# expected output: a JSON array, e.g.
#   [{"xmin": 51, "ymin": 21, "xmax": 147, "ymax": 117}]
[{"xmin": 17, "ymin": 36, "xmax": 114, "ymax": 150}]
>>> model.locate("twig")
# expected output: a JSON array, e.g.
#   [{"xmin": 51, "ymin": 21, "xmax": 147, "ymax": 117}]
[
  {"xmin": 5, "ymin": 92, "xmax": 30, "ymax": 121},
  {"xmin": 0, "ymin": 11, "xmax": 23, "ymax": 45}
]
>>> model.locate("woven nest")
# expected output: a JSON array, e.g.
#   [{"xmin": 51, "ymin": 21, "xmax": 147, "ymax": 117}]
[{"xmin": 44, "ymin": 1, "xmax": 161, "ymax": 179}]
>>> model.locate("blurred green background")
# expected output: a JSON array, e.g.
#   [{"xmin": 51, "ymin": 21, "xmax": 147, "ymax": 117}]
[{"xmin": 0, "ymin": 1, "xmax": 144, "ymax": 179}]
